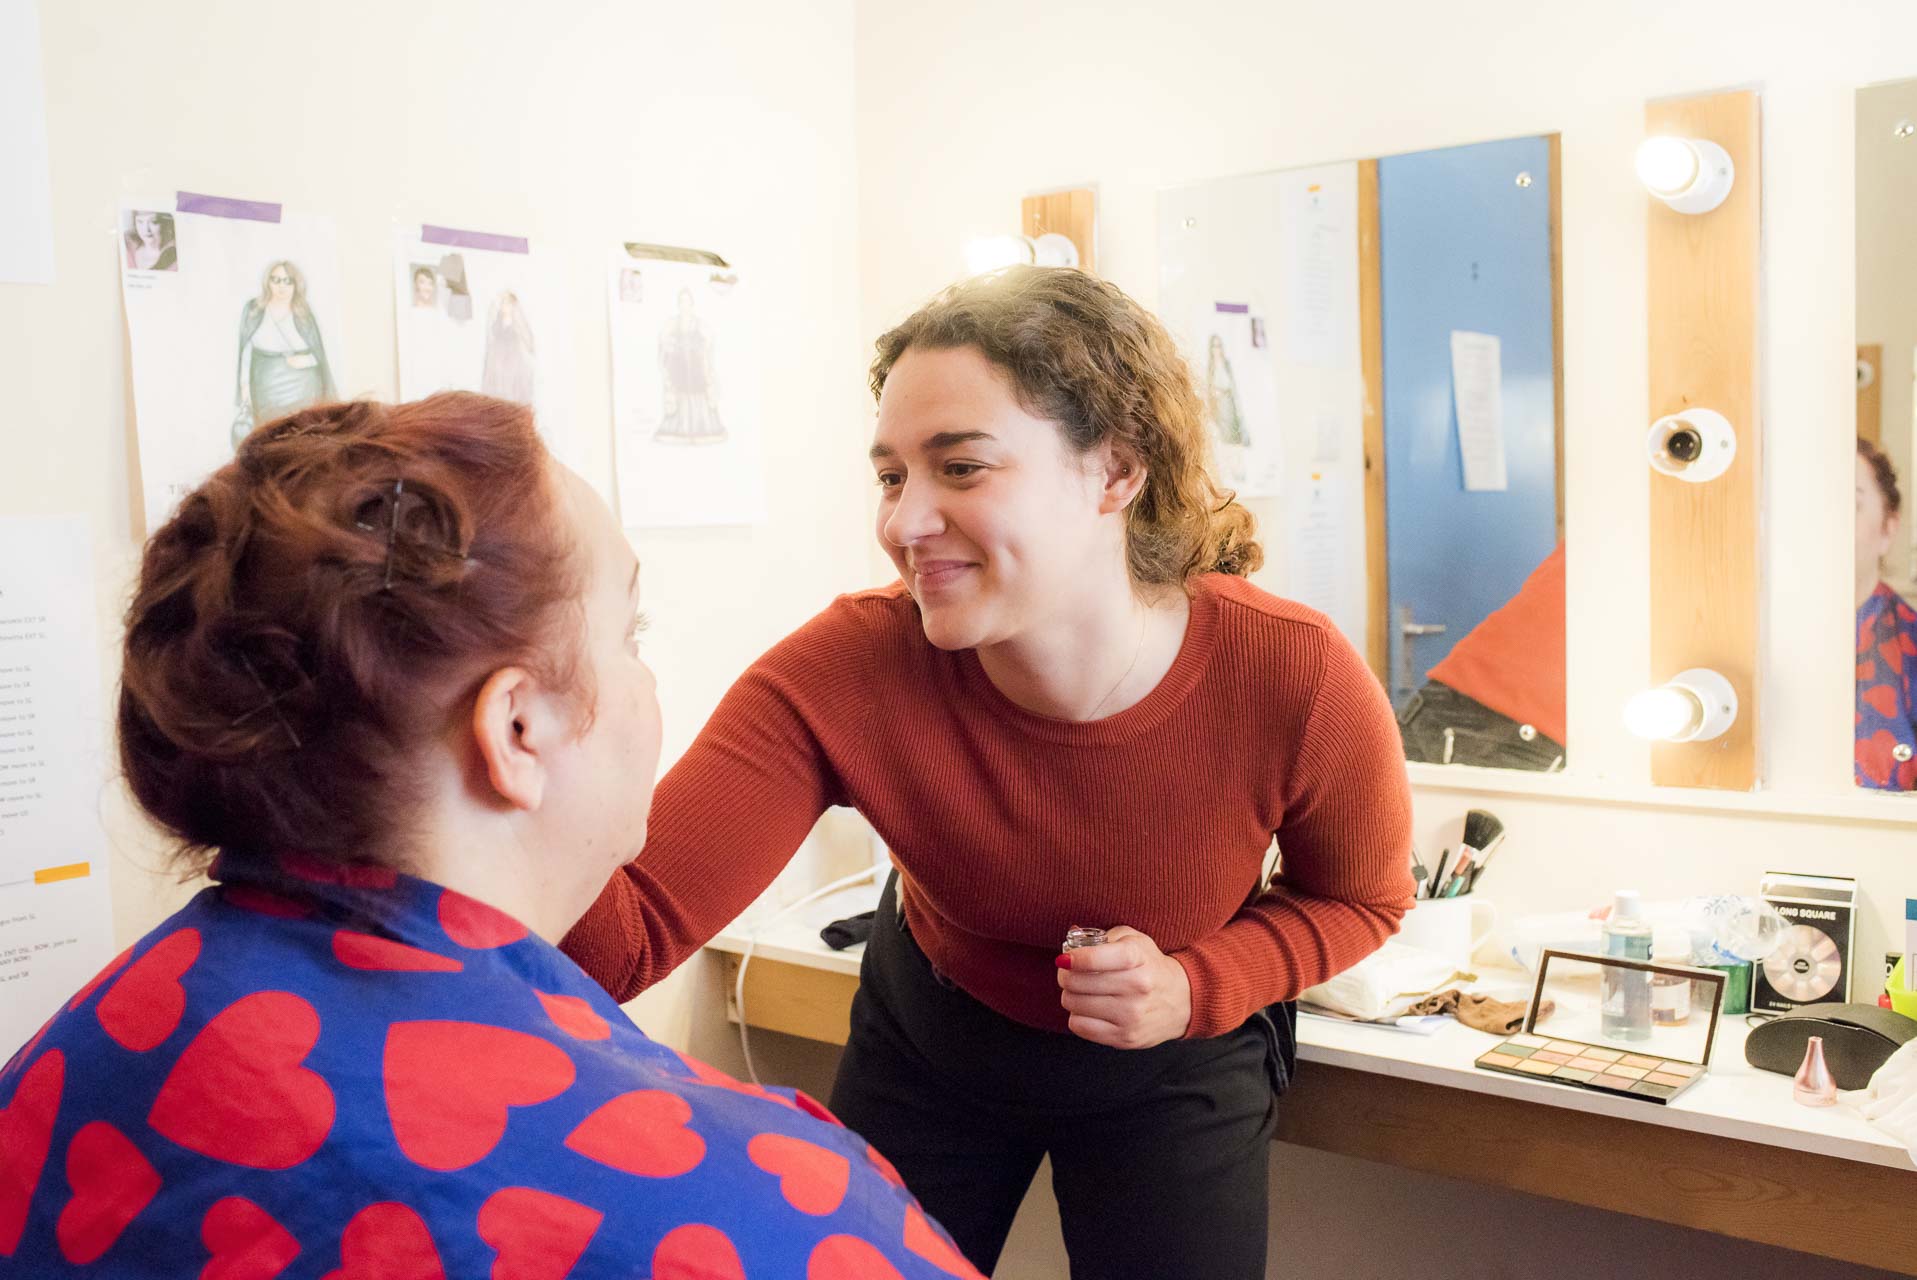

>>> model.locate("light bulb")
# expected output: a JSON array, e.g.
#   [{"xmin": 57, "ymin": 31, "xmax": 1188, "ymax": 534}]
[
  {"xmin": 1623, "ymin": 686, "xmax": 1701, "ymax": 741},
  {"xmin": 1635, "ymin": 135, "xmax": 1734, "ymax": 215},
  {"xmin": 1623, "ymin": 668, "xmax": 1739, "ymax": 743},
  {"xmin": 1635, "ymin": 137, "xmax": 1700, "ymax": 198}
]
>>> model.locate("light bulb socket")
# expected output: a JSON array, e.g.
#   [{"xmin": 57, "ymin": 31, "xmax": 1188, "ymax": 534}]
[
  {"xmin": 1647, "ymin": 408, "xmax": 1736, "ymax": 483},
  {"xmin": 1626, "ymin": 668, "xmax": 1738, "ymax": 743},
  {"xmin": 1640, "ymin": 136, "xmax": 1735, "ymax": 215}
]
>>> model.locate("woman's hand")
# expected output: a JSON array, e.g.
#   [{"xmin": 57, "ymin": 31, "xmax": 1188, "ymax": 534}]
[{"xmin": 1055, "ymin": 926, "xmax": 1192, "ymax": 1049}]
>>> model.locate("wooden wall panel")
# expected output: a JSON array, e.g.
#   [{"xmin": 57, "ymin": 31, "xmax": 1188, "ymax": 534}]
[
  {"xmin": 1358, "ymin": 159, "xmax": 1389, "ymax": 684},
  {"xmin": 1647, "ymin": 91, "xmax": 1762, "ymax": 789},
  {"xmin": 1021, "ymin": 188, "xmax": 1097, "ymax": 275},
  {"xmin": 1858, "ymin": 343, "xmax": 1883, "ymax": 446}
]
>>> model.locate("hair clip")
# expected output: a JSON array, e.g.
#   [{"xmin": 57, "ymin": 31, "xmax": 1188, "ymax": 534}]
[
  {"xmin": 231, "ymin": 652, "xmax": 303, "ymax": 750},
  {"xmin": 352, "ymin": 477, "xmax": 406, "ymax": 592}
]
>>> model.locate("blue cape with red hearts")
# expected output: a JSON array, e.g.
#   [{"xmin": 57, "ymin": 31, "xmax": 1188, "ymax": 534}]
[
  {"xmin": 0, "ymin": 857, "xmax": 981, "ymax": 1279},
  {"xmin": 1857, "ymin": 581, "xmax": 1917, "ymax": 790}
]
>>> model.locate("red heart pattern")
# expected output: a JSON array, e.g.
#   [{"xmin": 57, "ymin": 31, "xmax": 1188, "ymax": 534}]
[
  {"xmin": 1865, "ymin": 683, "xmax": 1899, "ymax": 718},
  {"xmin": 564, "ymin": 1090, "xmax": 705, "ymax": 1178},
  {"xmin": 96, "ymin": 928, "xmax": 201, "ymax": 1052},
  {"xmin": 383, "ymin": 1022, "xmax": 574, "ymax": 1171},
  {"xmin": 437, "ymin": 890, "xmax": 528, "ymax": 949},
  {"xmin": 0, "ymin": 1050, "xmax": 64, "ymax": 1256},
  {"xmin": 281, "ymin": 854, "xmax": 399, "ymax": 890},
  {"xmin": 677, "ymin": 1051, "xmax": 800, "ymax": 1111},
  {"xmin": 331, "ymin": 931, "xmax": 462, "ymax": 974},
  {"xmin": 476, "ymin": 1186, "xmax": 602, "ymax": 1280},
  {"xmin": 747, "ymin": 1133, "xmax": 849, "ymax": 1216},
  {"xmin": 651, "ymin": 1224, "xmax": 746, "ymax": 1280},
  {"xmin": 903, "ymin": 1204, "xmax": 983, "ymax": 1278},
  {"xmin": 321, "ymin": 1202, "xmax": 444, "ymax": 1280},
  {"xmin": 148, "ymin": 991, "xmax": 335, "ymax": 1170},
  {"xmin": 534, "ymin": 991, "xmax": 610, "ymax": 1041},
  {"xmin": 863, "ymin": 1142, "xmax": 906, "ymax": 1190},
  {"xmin": 56, "ymin": 1120, "xmax": 160, "ymax": 1264},
  {"xmin": 808, "ymin": 1235, "xmax": 906, "ymax": 1280},
  {"xmin": 201, "ymin": 1195, "xmax": 300, "ymax": 1280},
  {"xmin": 66, "ymin": 945, "xmax": 134, "ymax": 1011},
  {"xmin": 222, "ymin": 886, "xmax": 312, "ymax": 919}
]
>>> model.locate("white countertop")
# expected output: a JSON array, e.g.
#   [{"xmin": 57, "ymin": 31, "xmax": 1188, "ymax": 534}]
[{"xmin": 706, "ymin": 881, "xmax": 1915, "ymax": 1172}]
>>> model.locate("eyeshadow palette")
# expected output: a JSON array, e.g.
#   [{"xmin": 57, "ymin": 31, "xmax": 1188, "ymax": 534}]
[{"xmin": 1474, "ymin": 1033, "xmax": 1707, "ymax": 1104}]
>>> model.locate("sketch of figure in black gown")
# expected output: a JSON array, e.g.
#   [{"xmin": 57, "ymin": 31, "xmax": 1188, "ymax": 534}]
[
  {"xmin": 654, "ymin": 287, "xmax": 726, "ymax": 444},
  {"xmin": 233, "ymin": 259, "xmax": 337, "ymax": 447},
  {"xmin": 480, "ymin": 290, "xmax": 536, "ymax": 406},
  {"xmin": 1203, "ymin": 333, "xmax": 1249, "ymax": 448}
]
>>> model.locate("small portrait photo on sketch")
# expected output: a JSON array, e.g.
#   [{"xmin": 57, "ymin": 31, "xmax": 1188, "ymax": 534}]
[
  {"xmin": 410, "ymin": 263, "xmax": 439, "ymax": 309},
  {"xmin": 123, "ymin": 210, "xmax": 177, "ymax": 272}
]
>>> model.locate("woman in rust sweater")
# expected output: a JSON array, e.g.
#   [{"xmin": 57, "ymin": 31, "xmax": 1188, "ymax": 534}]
[{"xmin": 564, "ymin": 267, "xmax": 1414, "ymax": 1278}]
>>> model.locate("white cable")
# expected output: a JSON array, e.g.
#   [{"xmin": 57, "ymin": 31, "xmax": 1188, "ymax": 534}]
[{"xmin": 734, "ymin": 865, "xmax": 879, "ymax": 1087}]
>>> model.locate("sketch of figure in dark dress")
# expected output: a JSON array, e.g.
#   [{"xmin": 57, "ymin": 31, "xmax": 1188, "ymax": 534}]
[
  {"xmin": 124, "ymin": 210, "xmax": 177, "ymax": 271},
  {"xmin": 1203, "ymin": 333, "xmax": 1249, "ymax": 448},
  {"xmin": 480, "ymin": 290, "xmax": 536, "ymax": 406},
  {"xmin": 233, "ymin": 259, "xmax": 336, "ymax": 447},
  {"xmin": 654, "ymin": 287, "xmax": 725, "ymax": 443}
]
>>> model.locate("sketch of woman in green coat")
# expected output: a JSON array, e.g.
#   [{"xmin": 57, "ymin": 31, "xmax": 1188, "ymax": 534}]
[
  {"xmin": 233, "ymin": 259, "xmax": 336, "ymax": 447},
  {"xmin": 1204, "ymin": 333, "xmax": 1249, "ymax": 448}
]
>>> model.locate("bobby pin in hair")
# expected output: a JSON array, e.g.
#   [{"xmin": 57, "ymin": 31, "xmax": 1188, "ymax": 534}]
[
  {"xmin": 232, "ymin": 652, "xmax": 303, "ymax": 750},
  {"xmin": 354, "ymin": 476, "xmax": 478, "ymax": 590}
]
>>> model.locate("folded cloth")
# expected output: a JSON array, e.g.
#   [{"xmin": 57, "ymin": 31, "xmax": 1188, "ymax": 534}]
[
  {"xmin": 1405, "ymin": 988, "xmax": 1554, "ymax": 1036},
  {"xmin": 820, "ymin": 910, "xmax": 876, "ymax": 951},
  {"xmin": 1299, "ymin": 940, "xmax": 1475, "ymax": 1022},
  {"xmin": 1862, "ymin": 1038, "xmax": 1917, "ymax": 1165}
]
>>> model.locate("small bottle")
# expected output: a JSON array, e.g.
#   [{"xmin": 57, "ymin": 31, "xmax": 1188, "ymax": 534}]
[
  {"xmin": 1600, "ymin": 890, "xmax": 1653, "ymax": 1042},
  {"xmin": 1650, "ymin": 956, "xmax": 1692, "ymax": 1027},
  {"xmin": 1793, "ymin": 1035, "xmax": 1838, "ymax": 1106},
  {"xmin": 1063, "ymin": 926, "xmax": 1107, "ymax": 952}
]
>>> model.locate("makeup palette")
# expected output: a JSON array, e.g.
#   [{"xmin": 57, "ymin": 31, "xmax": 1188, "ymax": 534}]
[{"xmin": 1473, "ymin": 949, "xmax": 1726, "ymax": 1106}]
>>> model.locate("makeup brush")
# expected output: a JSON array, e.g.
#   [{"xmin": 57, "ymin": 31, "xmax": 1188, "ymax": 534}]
[{"xmin": 1459, "ymin": 808, "xmax": 1506, "ymax": 892}]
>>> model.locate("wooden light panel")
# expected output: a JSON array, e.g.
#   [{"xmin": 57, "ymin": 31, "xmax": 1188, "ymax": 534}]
[
  {"xmin": 1646, "ymin": 90, "xmax": 1762, "ymax": 790},
  {"xmin": 1858, "ymin": 344, "xmax": 1883, "ymax": 445},
  {"xmin": 1357, "ymin": 160, "xmax": 1390, "ymax": 683},
  {"xmin": 1021, "ymin": 188, "xmax": 1096, "ymax": 274}
]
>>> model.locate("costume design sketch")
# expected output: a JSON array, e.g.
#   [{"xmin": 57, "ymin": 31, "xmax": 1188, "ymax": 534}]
[
  {"xmin": 234, "ymin": 259, "xmax": 337, "ymax": 445},
  {"xmin": 480, "ymin": 290, "xmax": 536, "ymax": 406},
  {"xmin": 655, "ymin": 288, "xmax": 725, "ymax": 443},
  {"xmin": 1204, "ymin": 333, "xmax": 1249, "ymax": 448}
]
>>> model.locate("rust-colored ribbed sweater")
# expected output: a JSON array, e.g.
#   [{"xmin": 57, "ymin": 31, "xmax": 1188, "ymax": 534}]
[{"xmin": 562, "ymin": 574, "xmax": 1415, "ymax": 1038}]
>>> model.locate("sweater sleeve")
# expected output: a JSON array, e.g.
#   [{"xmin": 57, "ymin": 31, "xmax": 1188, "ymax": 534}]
[
  {"xmin": 559, "ymin": 601, "xmax": 869, "ymax": 1002},
  {"xmin": 1172, "ymin": 627, "xmax": 1415, "ymax": 1037}
]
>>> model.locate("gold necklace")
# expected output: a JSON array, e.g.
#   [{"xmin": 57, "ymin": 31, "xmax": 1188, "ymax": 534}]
[{"xmin": 1084, "ymin": 609, "xmax": 1148, "ymax": 720}]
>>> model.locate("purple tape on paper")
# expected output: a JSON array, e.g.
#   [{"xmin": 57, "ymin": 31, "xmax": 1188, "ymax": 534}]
[
  {"xmin": 420, "ymin": 224, "xmax": 530, "ymax": 254},
  {"xmin": 1213, "ymin": 301, "xmax": 1250, "ymax": 314},
  {"xmin": 177, "ymin": 191, "xmax": 282, "ymax": 223}
]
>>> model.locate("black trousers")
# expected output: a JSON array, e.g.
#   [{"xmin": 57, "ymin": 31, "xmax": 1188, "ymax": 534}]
[{"xmin": 828, "ymin": 873, "xmax": 1291, "ymax": 1279}]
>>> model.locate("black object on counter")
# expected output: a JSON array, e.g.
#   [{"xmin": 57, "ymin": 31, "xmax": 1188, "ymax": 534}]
[{"xmin": 820, "ymin": 910, "xmax": 877, "ymax": 951}]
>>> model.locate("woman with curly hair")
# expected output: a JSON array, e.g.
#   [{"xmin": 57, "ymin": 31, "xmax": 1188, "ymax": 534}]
[{"xmin": 564, "ymin": 267, "xmax": 1414, "ymax": 1278}]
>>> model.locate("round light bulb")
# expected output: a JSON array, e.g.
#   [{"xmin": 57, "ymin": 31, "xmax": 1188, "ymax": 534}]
[
  {"xmin": 961, "ymin": 234, "xmax": 1035, "ymax": 277},
  {"xmin": 1635, "ymin": 137, "xmax": 1700, "ymax": 198},
  {"xmin": 1623, "ymin": 685, "xmax": 1702, "ymax": 741}
]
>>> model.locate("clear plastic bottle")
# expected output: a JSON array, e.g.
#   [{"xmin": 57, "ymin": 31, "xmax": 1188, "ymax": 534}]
[{"xmin": 1600, "ymin": 890, "xmax": 1653, "ymax": 1042}]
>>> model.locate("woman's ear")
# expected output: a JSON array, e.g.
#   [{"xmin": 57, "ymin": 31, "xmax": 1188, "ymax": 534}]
[
  {"xmin": 1098, "ymin": 446, "xmax": 1148, "ymax": 515},
  {"xmin": 471, "ymin": 667, "xmax": 547, "ymax": 811}
]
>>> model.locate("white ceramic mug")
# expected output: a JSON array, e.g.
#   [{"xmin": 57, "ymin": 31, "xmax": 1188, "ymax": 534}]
[{"xmin": 1396, "ymin": 896, "xmax": 1498, "ymax": 969}]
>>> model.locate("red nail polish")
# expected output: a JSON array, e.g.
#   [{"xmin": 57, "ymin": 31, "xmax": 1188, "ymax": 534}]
[{"xmin": 1054, "ymin": 954, "xmax": 1073, "ymax": 970}]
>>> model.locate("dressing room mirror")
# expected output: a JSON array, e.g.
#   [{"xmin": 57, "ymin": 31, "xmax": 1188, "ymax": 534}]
[
  {"xmin": 1855, "ymin": 78, "xmax": 1917, "ymax": 792},
  {"xmin": 1160, "ymin": 133, "xmax": 1565, "ymax": 773}
]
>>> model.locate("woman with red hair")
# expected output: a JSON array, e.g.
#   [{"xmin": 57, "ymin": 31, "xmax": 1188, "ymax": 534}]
[{"xmin": 0, "ymin": 394, "xmax": 976, "ymax": 1278}]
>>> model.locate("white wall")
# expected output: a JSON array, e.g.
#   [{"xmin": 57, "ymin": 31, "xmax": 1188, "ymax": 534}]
[
  {"xmin": 0, "ymin": 0, "xmax": 874, "ymax": 1047},
  {"xmin": 1858, "ymin": 76, "xmax": 1917, "ymax": 583},
  {"xmin": 850, "ymin": 2, "xmax": 1917, "ymax": 1274}
]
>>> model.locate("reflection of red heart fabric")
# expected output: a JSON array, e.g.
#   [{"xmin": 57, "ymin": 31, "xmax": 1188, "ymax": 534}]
[
  {"xmin": 534, "ymin": 991, "xmax": 610, "ymax": 1041},
  {"xmin": 651, "ymin": 1224, "xmax": 745, "ymax": 1280},
  {"xmin": 747, "ymin": 1133, "xmax": 849, "ymax": 1216},
  {"xmin": 320, "ymin": 1202, "xmax": 444, "ymax": 1280},
  {"xmin": 148, "ymin": 992, "xmax": 335, "ymax": 1170},
  {"xmin": 97, "ymin": 928, "xmax": 201, "ymax": 1051},
  {"xmin": 1881, "ymin": 641, "xmax": 1905, "ymax": 674},
  {"xmin": 1859, "ymin": 660, "xmax": 1878, "ymax": 681},
  {"xmin": 222, "ymin": 887, "xmax": 311, "ymax": 919},
  {"xmin": 201, "ymin": 1195, "xmax": 300, "ymax": 1280},
  {"xmin": 384, "ymin": 1022, "xmax": 574, "ymax": 1171},
  {"xmin": 0, "ymin": 1050, "xmax": 64, "ymax": 1256},
  {"xmin": 1859, "ymin": 730, "xmax": 1898, "ymax": 786},
  {"xmin": 807, "ymin": 1235, "xmax": 906, "ymax": 1280},
  {"xmin": 792, "ymin": 1090, "xmax": 843, "ymax": 1128},
  {"xmin": 903, "ymin": 1205, "xmax": 983, "ymax": 1278},
  {"xmin": 437, "ymin": 891, "xmax": 528, "ymax": 949},
  {"xmin": 864, "ymin": 1142, "xmax": 906, "ymax": 1190},
  {"xmin": 1902, "ymin": 632, "xmax": 1917, "ymax": 656},
  {"xmin": 476, "ymin": 1186, "xmax": 602, "ymax": 1280},
  {"xmin": 67, "ymin": 946, "xmax": 134, "ymax": 1011},
  {"xmin": 563, "ymin": 1090, "xmax": 705, "ymax": 1178},
  {"xmin": 56, "ymin": 1121, "xmax": 160, "ymax": 1264},
  {"xmin": 331, "ymin": 931, "xmax": 462, "ymax": 974},
  {"xmin": 1865, "ymin": 683, "xmax": 1900, "ymax": 718}
]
